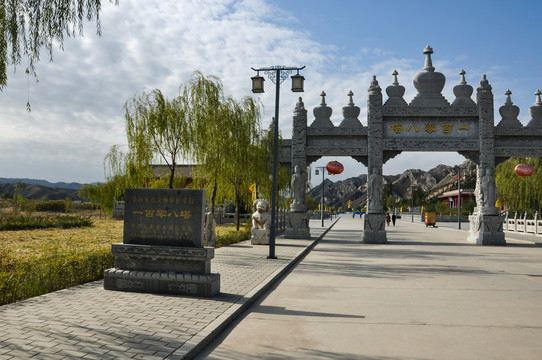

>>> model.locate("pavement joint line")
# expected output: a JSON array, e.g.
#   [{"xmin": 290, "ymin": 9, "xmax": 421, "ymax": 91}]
[{"xmin": 167, "ymin": 218, "xmax": 340, "ymax": 360}]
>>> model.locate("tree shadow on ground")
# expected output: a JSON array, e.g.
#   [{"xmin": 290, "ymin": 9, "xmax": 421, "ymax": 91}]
[{"xmin": 253, "ymin": 305, "xmax": 365, "ymax": 319}]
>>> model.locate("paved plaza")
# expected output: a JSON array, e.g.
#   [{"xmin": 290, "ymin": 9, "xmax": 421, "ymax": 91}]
[
  {"xmin": 2, "ymin": 216, "xmax": 542, "ymax": 359},
  {"xmin": 197, "ymin": 216, "xmax": 542, "ymax": 360},
  {"xmin": 0, "ymin": 221, "xmax": 329, "ymax": 360}
]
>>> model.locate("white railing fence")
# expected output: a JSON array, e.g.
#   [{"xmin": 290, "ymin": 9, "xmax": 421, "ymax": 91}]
[{"xmin": 504, "ymin": 211, "xmax": 542, "ymax": 235}]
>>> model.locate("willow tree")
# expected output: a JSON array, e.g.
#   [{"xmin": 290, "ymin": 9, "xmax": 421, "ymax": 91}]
[
  {"xmin": 252, "ymin": 121, "xmax": 290, "ymax": 206},
  {"xmin": 1, "ymin": 0, "xmax": 118, "ymax": 89},
  {"xmin": 221, "ymin": 96, "xmax": 262, "ymax": 230},
  {"xmin": 124, "ymin": 89, "xmax": 189, "ymax": 189},
  {"xmin": 186, "ymin": 71, "xmax": 225, "ymax": 221},
  {"xmin": 496, "ymin": 157, "xmax": 542, "ymax": 214}
]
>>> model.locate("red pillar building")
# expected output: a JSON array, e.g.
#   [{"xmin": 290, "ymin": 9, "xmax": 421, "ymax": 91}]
[{"xmin": 438, "ymin": 189, "xmax": 475, "ymax": 208}]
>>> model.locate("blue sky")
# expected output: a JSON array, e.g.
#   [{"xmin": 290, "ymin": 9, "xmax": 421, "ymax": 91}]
[{"xmin": 0, "ymin": 0, "xmax": 540, "ymax": 185}]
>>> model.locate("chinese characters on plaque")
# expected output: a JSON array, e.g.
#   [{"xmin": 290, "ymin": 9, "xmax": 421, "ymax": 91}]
[{"xmin": 123, "ymin": 189, "xmax": 205, "ymax": 248}]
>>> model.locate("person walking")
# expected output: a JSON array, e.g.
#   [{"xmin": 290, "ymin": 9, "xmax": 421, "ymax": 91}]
[
  {"xmin": 386, "ymin": 213, "xmax": 391, "ymax": 226},
  {"xmin": 392, "ymin": 213, "xmax": 397, "ymax": 226}
]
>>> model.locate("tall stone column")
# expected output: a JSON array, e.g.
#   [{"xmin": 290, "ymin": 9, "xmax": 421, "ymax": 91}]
[
  {"xmin": 468, "ymin": 75, "xmax": 505, "ymax": 245},
  {"xmin": 361, "ymin": 76, "xmax": 387, "ymax": 243},
  {"xmin": 286, "ymin": 97, "xmax": 311, "ymax": 239}
]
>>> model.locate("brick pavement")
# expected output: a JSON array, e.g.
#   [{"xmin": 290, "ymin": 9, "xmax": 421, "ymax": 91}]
[{"xmin": 0, "ymin": 220, "xmax": 333, "ymax": 360}]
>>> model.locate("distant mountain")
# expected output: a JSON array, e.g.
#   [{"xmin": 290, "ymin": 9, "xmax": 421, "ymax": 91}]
[
  {"xmin": 308, "ymin": 159, "xmax": 477, "ymax": 209},
  {"xmin": 0, "ymin": 179, "xmax": 84, "ymax": 201},
  {"xmin": 0, "ymin": 178, "xmax": 84, "ymax": 190}
]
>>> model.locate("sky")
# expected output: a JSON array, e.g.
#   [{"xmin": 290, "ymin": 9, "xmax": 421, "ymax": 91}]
[{"xmin": 0, "ymin": 0, "xmax": 540, "ymax": 186}]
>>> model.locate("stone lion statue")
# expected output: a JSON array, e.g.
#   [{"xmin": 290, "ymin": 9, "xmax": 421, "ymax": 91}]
[
  {"xmin": 251, "ymin": 199, "xmax": 271, "ymax": 244},
  {"xmin": 252, "ymin": 199, "xmax": 271, "ymax": 230}
]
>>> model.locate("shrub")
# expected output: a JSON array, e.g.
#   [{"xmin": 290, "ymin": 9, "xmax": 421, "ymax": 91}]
[
  {"xmin": 0, "ymin": 215, "xmax": 92, "ymax": 231},
  {"xmin": 0, "ymin": 248, "xmax": 113, "ymax": 305},
  {"xmin": 215, "ymin": 229, "xmax": 251, "ymax": 248},
  {"xmin": 35, "ymin": 200, "xmax": 66, "ymax": 212},
  {"xmin": 71, "ymin": 202, "xmax": 99, "ymax": 211}
]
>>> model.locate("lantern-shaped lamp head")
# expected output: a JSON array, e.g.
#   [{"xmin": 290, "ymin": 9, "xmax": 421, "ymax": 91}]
[
  {"xmin": 291, "ymin": 73, "xmax": 305, "ymax": 92},
  {"xmin": 251, "ymin": 75, "xmax": 265, "ymax": 93}
]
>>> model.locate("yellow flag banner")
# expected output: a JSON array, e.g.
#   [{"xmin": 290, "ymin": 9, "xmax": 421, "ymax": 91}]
[{"xmin": 248, "ymin": 183, "xmax": 256, "ymax": 202}]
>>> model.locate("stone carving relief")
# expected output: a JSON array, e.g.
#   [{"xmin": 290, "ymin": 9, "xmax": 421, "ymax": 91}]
[
  {"xmin": 481, "ymin": 167, "xmax": 498, "ymax": 214},
  {"xmin": 306, "ymin": 147, "xmax": 367, "ymax": 156},
  {"xmin": 368, "ymin": 168, "xmax": 383, "ymax": 212},
  {"xmin": 383, "ymin": 106, "xmax": 477, "ymax": 116},
  {"xmin": 307, "ymin": 127, "xmax": 366, "ymax": 136},
  {"xmin": 383, "ymin": 139, "xmax": 479, "ymax": 151},
  {"xmin": 290, "ymin": 165, "xmax": 305, "ymax": 212}
]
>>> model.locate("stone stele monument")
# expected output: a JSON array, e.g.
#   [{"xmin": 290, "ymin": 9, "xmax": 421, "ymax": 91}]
[{"xmin": 104, "ymin": 188, "xmax": 220, "ymax": 297}]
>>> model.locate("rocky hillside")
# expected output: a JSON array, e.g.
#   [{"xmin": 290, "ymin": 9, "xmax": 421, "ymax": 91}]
[
  {"xmin": 309, "ymin": 159, "xmax": 477, "ymax": 209},
  {"xmin": 0, "ymin": 182, "xmax": 82, "ymax": 201}
]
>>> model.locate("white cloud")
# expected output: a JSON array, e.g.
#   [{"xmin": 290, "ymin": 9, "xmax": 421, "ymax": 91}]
[{"xmin": 0, "ymin": 0, "xmax": 538, "ymax": 184}]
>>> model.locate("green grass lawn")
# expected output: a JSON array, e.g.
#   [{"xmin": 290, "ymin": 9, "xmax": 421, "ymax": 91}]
[{"xmin": 0, "ymin": 214, "xmax": 250, "ymax": 305}]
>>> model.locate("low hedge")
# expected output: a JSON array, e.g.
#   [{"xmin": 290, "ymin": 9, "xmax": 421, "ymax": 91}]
[
  {"xmin": 35, "ymin": 200, "xmax": 67, "ymax": 212},
  {"xmin": 0, "ymin": 215, "xmax": 92, "ymax": 231},
  {"xmin": 0, "ymin": 249, "xmax": 113, "ymax": 306},
  {"xmin": 215, "ymin": 229, "xmax": 251, "ymax": 248}
]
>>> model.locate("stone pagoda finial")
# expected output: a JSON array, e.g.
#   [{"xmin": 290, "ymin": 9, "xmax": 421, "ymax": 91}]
[
  {"xmin": 410, "ymin": 46, "xmax": 449, "ymax": 107},
  {"xmin": 504, "ymin": 89, "xmax": 513, "ymax": 105},
  {"xmin": 452, "ymin": 69, "xmax": 475, "ymax": 107},
  {"xmin": 311, "ymin": 90, "xmax": 333, "ymax": 128},
  {"xmin": 459, "ymin": 69, "xmax": 467, "ymax": 85},
  {"xmin": 347, "ymin": 90, "xmax": 355, "ymax": 106},
  {"xmin": 320, "ymin": 91, "xmax": 327, "ymax": 106},
  {"xmin": 498, "ymin": 89, "xmax": 522, "ymax": 128},
  {"xmin": 385, "ymin": 69, "xmax": 407, "ymax": 107},
  {"xmin": 527, "ymin": 89, "xmax": 542, "ymax": 127},
  {"xmin": 340, "ymin": 90, "xmax": 362, "ymax": 127},
  {"xmin": 392, "ymin": 70, "xmax": 399, "ymax": 85},
  {"xmin": 423, "ymin": 45, "xmax": 435, "ymax": 72}
]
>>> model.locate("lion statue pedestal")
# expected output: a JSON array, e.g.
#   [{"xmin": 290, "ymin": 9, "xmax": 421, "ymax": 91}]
[{"xmin": 251, "ymin": 199, "xmax": 271, "ymax": 245}]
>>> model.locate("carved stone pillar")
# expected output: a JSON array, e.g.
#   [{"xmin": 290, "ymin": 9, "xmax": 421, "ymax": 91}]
[
  {"xmin": 286, "ymin": 97, "xmax": 310, "ymax": 239},
  {"xmin": 361, "ymin": 76, "xmax": 387, "ymax": 243},
  {"xmin": 468, "ymin": 75, "xmax": 505, "ymax": 245}
]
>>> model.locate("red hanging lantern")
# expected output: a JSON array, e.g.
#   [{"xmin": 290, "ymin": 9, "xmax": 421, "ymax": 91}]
[
  {"xmin": 326, "ymin": 161, "xmax": 344, "ymax": 175},
  {"xmin": 514, "ymin": 163, "xmax": 535, "ymax": 177}
]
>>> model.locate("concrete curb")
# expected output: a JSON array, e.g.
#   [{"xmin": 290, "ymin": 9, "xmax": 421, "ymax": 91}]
[{"xmin": 170, "ymin": 218, "xmax": 339, "ymax": 360}]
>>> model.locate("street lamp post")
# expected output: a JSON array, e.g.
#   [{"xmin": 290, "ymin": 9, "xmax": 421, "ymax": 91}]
[
  {"xmin": 458, "ymin": 168, "xmax": 462, "ymax": 230},
  {"xmin": 315, "ymin": 166, "xmax": 325, "ymax": 227},
  {"xmin": 411, "ymin": 188, "xmax": 414, "ymax": 223},
  {"xmin": 251, "ymin": 65, "xmax": 305, "ymax": 259}
]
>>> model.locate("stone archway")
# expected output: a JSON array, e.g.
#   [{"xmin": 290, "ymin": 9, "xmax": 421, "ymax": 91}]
[{"xmin": 283, "ymin": 46, "xmax": 542, "ymax": 246}]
